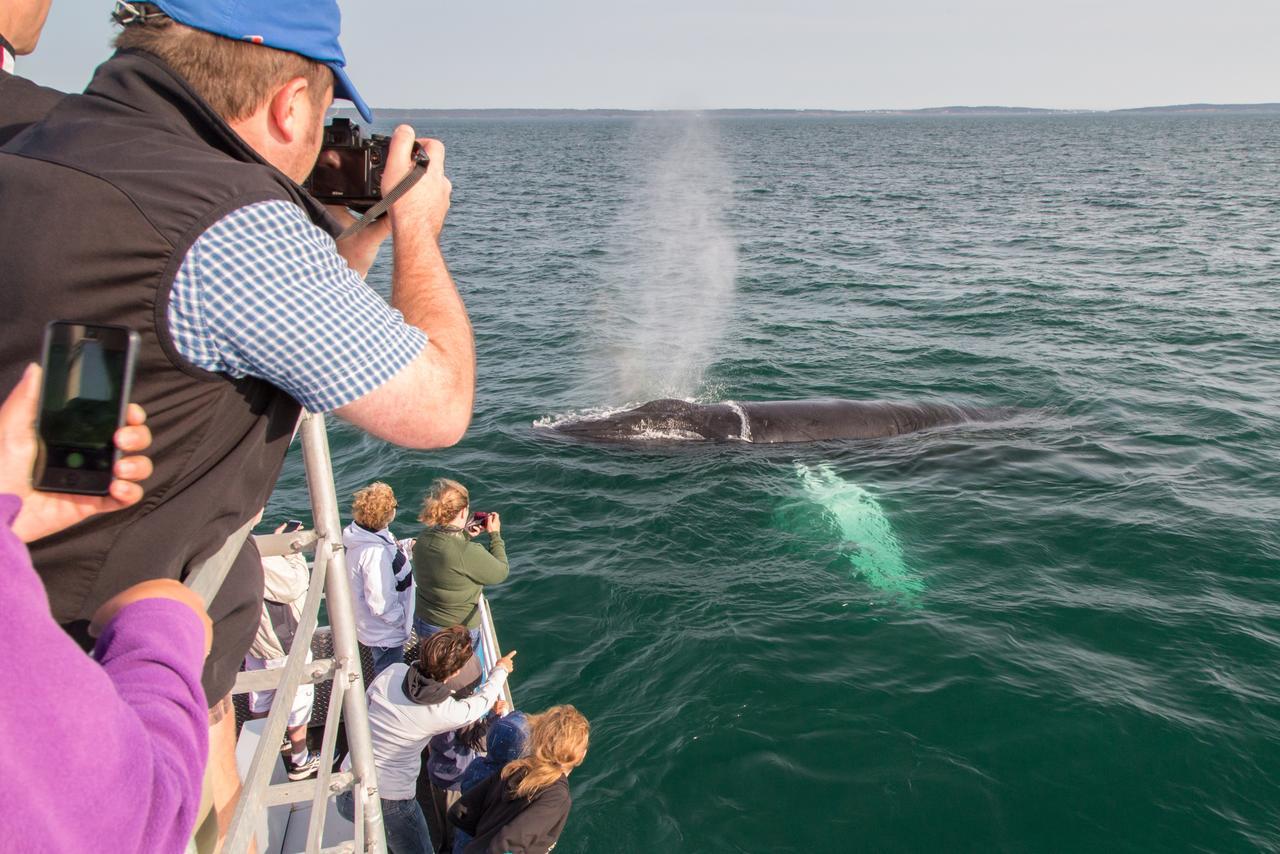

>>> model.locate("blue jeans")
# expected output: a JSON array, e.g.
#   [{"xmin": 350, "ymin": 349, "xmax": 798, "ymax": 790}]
[
  {"xmin": 366, "ymin": 644, "xmax": 404, "ymax": 679},
  {"xmin": 337, "ymin": 790, "xmax": 431, "ymax": 854},
  {"xmin": 413, "ymin": 619, "xmax": 487, "ymax": 672}
]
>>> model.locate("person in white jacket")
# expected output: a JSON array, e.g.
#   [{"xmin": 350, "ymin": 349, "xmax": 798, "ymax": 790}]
[
  {"xmin": 343, "ymin": 482, "xmax": 416, "ymax": 678},
  {"xmin": 337, "ymin": 627, "xmax": 516, "ymax": 853}
]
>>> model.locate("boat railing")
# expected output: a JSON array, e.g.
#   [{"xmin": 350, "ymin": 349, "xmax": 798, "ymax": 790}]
[
  {"xmin": 183, "ymin": 411, "xmax": 387, "ymax": 854},
  {"xmin": 476, "ymin": 593, "xmax": 514, "ymax": 708}
]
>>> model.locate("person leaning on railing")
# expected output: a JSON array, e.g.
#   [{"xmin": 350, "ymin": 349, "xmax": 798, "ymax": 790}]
[
  {"xmin": 338, "ymin": 627, "xmax": 516, "ymax": 853},
  {"xmin": 447, "ymin": 711, "xmax": 531, "ymax": 854},
  {"xmin": 448, "ymin": 705, "xmax": 590, "ymax": 854},
  {"xmin": 413, "ymin": 479, "xmax": 510, "ymax": 659},
  {"xmin": 0, "ymin": 0, "xmax": 476, "ymax": 844},
  {"xmin": 0, "ymin": 365, "xmax": 213, "ymax": 852}
]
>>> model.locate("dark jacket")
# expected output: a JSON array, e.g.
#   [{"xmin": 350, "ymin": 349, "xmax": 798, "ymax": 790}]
[
  {"xmin": 0, "ymin": 49, "xmax": 341, "ymax": 701},
  {"xmin": 449, "ymin": 773, "xmax": 572, "ymax": 854},
  {"xmin": 0, "ymin": 68, "xmax": 61, "ymax": 145}
]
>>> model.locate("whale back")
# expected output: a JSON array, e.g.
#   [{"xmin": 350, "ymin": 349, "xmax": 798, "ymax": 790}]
[
  {"xmin": 740, "ymin": 399, "xmax": 984, "ymax": 443},
  {"xmin": 549, "ymin": 398, "xmax": 742, "ymax": 441},
  {"xmin": 545, "ymin": 398, "xmax": 1001, "ymax": 443}
]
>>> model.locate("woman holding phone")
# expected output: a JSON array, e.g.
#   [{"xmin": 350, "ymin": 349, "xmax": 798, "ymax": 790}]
[{"xmin": 412, "ymin": 478, "xmax": 509, "ymax": 660}]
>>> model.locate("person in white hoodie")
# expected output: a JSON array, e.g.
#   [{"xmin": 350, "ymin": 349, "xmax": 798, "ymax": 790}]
[
  {"xmin": 343, "ymin": 482, "xmax": 416, "ymax": 678},
  {"xmin": 338, "ymin": 626, "xmax": 516, "ymax": 854}
]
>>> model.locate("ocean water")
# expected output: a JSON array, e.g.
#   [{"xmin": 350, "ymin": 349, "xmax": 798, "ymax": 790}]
[{"xmin": 267, "ymin": 114, "xmax": 1280, "ymax": 852}]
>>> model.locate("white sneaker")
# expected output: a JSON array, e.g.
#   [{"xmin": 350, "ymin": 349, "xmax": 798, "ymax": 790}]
[{"xmin": 286, "ymin": 750, "xmax": 322, "ymax": 781}]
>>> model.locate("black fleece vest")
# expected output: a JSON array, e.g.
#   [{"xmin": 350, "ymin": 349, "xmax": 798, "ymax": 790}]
[
  {"xmin": 0, "ymin": 50, "xmax": 341, "ymax": 694},
  {"xmin": 0, "ymin": 67, "xmax": 62, "ymax": 146}
]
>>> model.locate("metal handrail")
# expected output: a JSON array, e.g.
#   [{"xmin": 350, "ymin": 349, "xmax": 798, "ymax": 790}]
[
  {"xmin": 298, "ymin": 412, "xmax": 386, "ymax": 854},
  {"xmin": 194, "ymin": 410, "xmax": 513, "ymax": 853},
  {"xmin": 210, "ymin": 412, "xmax": 386, "ymax": 854},
  {"xmin": 476, "ymin": 594, "xmax": 513, "ymax": 708}
]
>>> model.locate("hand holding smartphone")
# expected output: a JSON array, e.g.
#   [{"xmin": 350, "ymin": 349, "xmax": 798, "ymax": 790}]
[
  {"xmin": 34, "ymin": 321, "xmax": 140, "ymax": 496},
  {"xmin": 0, "ymin": 357, "xmax": 153, "ymax": 543}
]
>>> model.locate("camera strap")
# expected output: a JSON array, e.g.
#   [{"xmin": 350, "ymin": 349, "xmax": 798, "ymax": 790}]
[{"xmin": 338, "ymin": 157, "xmax": 430, "ymax": 241}]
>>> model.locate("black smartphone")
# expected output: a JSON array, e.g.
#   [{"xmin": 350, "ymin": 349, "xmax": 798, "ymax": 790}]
[
  {"xmin": 283, "ymin": 520, "xmax": 304, "ymax": 533},
  {"xmin": 33, "ymin": 321, "xmax": 140, "ymax": 495}
]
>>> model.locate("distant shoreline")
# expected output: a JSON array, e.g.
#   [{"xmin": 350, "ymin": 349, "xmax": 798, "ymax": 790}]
[{"xmin": 335, "ymin": 103, "xmax": 1280, "ymax": 120}]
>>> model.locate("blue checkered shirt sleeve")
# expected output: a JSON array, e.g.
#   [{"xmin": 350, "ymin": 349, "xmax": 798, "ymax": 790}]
[{"xmin": 167, "ymin": 200, "xmax": 427, "ymax": 413}]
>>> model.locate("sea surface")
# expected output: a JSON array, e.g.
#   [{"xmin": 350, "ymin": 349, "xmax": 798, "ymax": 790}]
[{"xmin": 267, "ymin": 114, "xmax": 1280, "ymax": 852}]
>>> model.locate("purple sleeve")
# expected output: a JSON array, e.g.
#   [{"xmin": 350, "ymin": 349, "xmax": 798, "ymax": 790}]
[{"xmin": 0, "ymin": 494, "xmax": 209, "ymax": 854}]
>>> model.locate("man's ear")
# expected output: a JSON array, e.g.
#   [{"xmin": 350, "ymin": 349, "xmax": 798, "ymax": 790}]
[{"xmin": 266, "ymin": 77, "xmax": 313, "ymax": 145}]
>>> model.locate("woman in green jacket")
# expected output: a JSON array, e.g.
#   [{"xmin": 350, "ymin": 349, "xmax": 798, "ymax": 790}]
[{"xmin": 412, "ymin": 478, "xmax": 509, "ymax": 658}]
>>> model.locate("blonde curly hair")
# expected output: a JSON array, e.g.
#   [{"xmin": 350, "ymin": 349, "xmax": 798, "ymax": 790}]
[
  {"xmin": 351, "ymin": 482, "xmax": 398, "ymax": 530},
  {"xmin": 502, "ymin": 705, "xmax": 590, "ymax": 799},
  {"xmin": 418, "ymin": 478, "xmax": 469, "ymax": 527}
]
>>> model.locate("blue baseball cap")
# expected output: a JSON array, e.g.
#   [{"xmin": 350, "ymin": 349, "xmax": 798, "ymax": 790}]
[{"xmin": 149, "ymin": 0, "xmax": 373, "ymax": 122}]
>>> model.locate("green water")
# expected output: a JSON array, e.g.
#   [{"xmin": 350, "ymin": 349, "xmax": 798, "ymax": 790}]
[{"xmin": 267, "ymin": 114, "xmax": 1280, "ymax": 852}]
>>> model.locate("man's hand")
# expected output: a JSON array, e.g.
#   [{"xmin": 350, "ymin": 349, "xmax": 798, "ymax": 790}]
[
  {"xmin": 383, "ymin": 125, "xmax": 451, "ymax": 242},
  {"xmin": 328, "ymin": 204, "xmax": 391, "ymax": 278},
  {"xmin": 494, "ymin": 649, "xmax": 517, "ymax": 674},
  {"xmin": 493, "ymin": 699, "xmax": 510, "ymax": 717},
  {"xmin": 0, "ymin": 364, "xmax": 154, "ymax": 543},
  {"xmin": 89, "ymin": 578, "xmax": 213, "ymax": 657},
  {"xmin": 331, "ymin": 123, "xmax": 474, "ymax": 450}
]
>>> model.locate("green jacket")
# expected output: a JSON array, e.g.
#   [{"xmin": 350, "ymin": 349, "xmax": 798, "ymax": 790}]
[{"xmin": 412, "ymin": 527, "xmax": 509, "ymax": 628}]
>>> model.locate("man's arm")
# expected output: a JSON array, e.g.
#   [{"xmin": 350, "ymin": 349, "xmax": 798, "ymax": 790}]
[
  {"xmin": 167, "ymin": 126, "xmax": 472, "ymax": 451},
  {"xmin": 168, "ymin": 195, "xmax": 463, "ymax": 450},
  {"xmin": 335, "ymin": 129, "xmax": 474, "ymax": 449}
]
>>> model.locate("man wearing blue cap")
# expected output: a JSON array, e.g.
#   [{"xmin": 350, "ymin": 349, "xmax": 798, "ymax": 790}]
[{"xmin": 0, "ymin": 1, "xmax": 475, "ymax": 847}]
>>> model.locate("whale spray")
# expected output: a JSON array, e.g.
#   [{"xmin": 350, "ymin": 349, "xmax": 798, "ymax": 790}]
[{"xmin": 588, "ymin": 116, "xmax": 739, "ymax": 403}]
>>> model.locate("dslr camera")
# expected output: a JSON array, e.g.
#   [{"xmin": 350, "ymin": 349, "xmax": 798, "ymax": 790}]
[{"xmin": 303, "ymin": 118, "xmax": 427, "ymax": 211}]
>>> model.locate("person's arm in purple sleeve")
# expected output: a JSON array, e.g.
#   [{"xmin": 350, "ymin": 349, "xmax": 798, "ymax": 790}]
[
  {"xmin": 0, "ymin": 500, "xmax": 212, "ymax": 852},
  {"xmin": 0, "ymin": 365, "xmax": 213, "ymax": 852},
  {"xmin": 93, "ymin": 597, "xmax": 211, "ymax": 851}
]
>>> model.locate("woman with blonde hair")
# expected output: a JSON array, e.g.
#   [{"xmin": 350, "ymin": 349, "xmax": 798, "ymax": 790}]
[
  {"xmin": 343, "ymin": 481, "xmax": 415, "ymax": 677},
  {"xmin": 448, "ymin": 705, "xmax": 590, "ymax": 854},
  {"xmin": 413, "ymin": 478, "xmax": 509, "ymax": 660}
]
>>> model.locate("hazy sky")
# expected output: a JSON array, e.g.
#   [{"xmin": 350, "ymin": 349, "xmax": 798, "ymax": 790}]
[{"xmin": 19, "ymin": 1, "xmax": 1279, "ymax": 111}]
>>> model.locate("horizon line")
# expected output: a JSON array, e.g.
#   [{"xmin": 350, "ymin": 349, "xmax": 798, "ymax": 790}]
[{"xmin": 337, "ymin": 101, "xmax": 1280, "ymax": 117}]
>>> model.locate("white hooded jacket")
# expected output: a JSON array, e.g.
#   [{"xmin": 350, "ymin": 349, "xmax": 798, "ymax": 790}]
[{"xmin": 342, "ymin": 521, "xmax": 414, "ymax": 648}]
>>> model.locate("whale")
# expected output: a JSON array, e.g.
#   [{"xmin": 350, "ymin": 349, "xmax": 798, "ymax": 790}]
[
  {"xmin": 544, "ymin": 398, "xmax": 1004, "ymax": 444},
  {"xmin": 795, "ymin": 463, "xmax": 923, "ymax": 597}
]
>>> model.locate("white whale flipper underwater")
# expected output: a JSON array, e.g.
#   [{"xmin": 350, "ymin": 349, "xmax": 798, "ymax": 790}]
[{"xmin": 796, "ymin": 463, "xmax": 923, "ymax": 599}]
